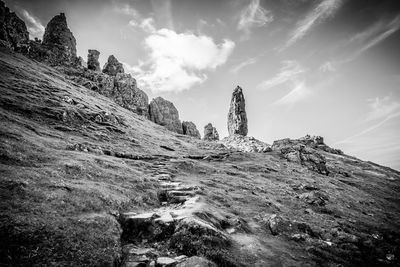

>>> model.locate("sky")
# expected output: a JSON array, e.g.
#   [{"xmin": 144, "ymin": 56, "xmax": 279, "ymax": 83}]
[{"xmin": 5, "ymin": 0, "xmax": 400, "ymax": 170}]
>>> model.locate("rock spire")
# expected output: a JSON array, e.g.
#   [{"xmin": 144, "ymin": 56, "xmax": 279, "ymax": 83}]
[{"xmin": 227, "ymin": 86, "xmax": 248, "ymax": 136}]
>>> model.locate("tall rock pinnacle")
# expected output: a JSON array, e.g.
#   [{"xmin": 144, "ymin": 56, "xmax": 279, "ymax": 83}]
[
  {"xmin": 43, "ymin": 13, "xmax": 77, "ymax": 59},
  {"xmin": 227, "ymin": 86, "xmax": 248, "ymax": 136}
]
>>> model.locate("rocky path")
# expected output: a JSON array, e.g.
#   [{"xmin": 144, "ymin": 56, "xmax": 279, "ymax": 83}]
[{"xmin": 118, "ymin": 160, "xmax": 220, "ymax": 267}]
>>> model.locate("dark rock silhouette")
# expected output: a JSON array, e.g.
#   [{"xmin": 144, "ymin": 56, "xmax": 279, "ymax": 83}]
[
  {"xmin": 182, "ymin": 121, "xmax": 201, "ymax": 139},
  {"xmin": 42, "ymin": 13, "xmax": 77, "ymax": 65},
  {"xmin": 149, "ymin": 97, "xmax": 183, "ymax": 134},
  {"xmin": 0, "ymin": 1, "xmax": 29, "ymax": 51},
  {"xmin": 87, "ymin": 49, "xmax": 100, "ymax": 71},
  {"xmin": 103, "ymin": 55, "xmax": 124, "ymax": 76},
  {"xmin": 203, "ymin": 123, "xmax": 219, "ymax": 141},
  {"xmin": 228, "ymin": 86, "xmax": 248, "ymax": 136}
]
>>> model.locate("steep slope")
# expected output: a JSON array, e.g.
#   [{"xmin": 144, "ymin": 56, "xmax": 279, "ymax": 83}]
[{"xmin": 1, "ymin": 49, "xmax": 400, "ymax": 266}]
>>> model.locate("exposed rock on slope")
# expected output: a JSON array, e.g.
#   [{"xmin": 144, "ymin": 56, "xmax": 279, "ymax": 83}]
[
  {"xmin": 222, "ymin": 135, "xmax": 271, "ymax": 153},
  {"xmin": 149, "ymin": 97, "xmax": 183, "ymax": 134},
  {"xmin": 114, "ymin": 73, "xmax": 149, "ymax": 117},
  {"xmin": 0, "ymin": 1, "xmax": 29, "ymax": 51},
  {"xmin": 203, "ymin": 123, "xmax": 219, "ymax": 141},
  {"xmin": 182, "ymin": 121, "xmax": 201, "ymax": 139},
  {"xmin": 103, "ymin": 55, "xmax": 124, "ymax": 76},
  {"xmin": 87, "ymin": 49, "xmax": 100, "ymax": 71},
  {"xmin": 272, "ymin": 137, "xmax": 331, "ymax": 175},
  {"xmin": 41, "ymin": 13, "xmax": 77, "ymax": 65},
  {"xmin": 228, "ymin": 86, "xmax": 248, "ymax": 136}
]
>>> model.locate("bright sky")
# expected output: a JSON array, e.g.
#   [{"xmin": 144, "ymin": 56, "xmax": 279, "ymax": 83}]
[{"xmin": 6, "ymin": 0, "xmax": 400, "ymax": 170}]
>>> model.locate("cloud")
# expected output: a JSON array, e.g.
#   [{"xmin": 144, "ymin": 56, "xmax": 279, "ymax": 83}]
[
  {"xmin": 230, "ymin": 57, "xmax": 257, "ymax": 73},
  {"xmin": 274, "ymin": 80, "xmax": 311, "ymax": 106},
  {"xmin": 342, "ymin": 15, "xmax": 400, "ymax": 63},
  {"xmin": 259, "ymin": 60, "xmax": 305, "ymax": 89},
  {"xmin": 130, "ymin": 17, "xmax": 156, "ymax": 33},
  {"xmin": 320, "ymin": 61, "xmax": 336, "ymax": 72},
  {"xmin": 335, "ymin": 96, "xmax": 400, "ymax": 145},
  {"xmin": 366, "ymin": 96, "xmax": 400, "ymax": 121},
  {"xmin": 282, "ymin": 0, "xmax": 342, "ymax": 50},
  {"xmin": 131, "ymin": 29, "xmax": 235, "ymax": 92},
  {"xmin": 150, "ymin": 0, "xmax": 174, "ymax": 30},
  {"xmin": 237, "ymin": 0, "xmax": 273, "ymax": 40},
  {"xmin": 19, "ymin": 9, "xmax": 44, "ymax": 39}
]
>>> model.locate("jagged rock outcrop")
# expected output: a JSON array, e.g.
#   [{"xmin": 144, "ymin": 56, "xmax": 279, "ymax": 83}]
[
  {"xmin": 272, "ymin": 137, "xmax": 330, "ymax": 175},
  {"xmin": 114, "ymin": 73, "xmax": 149, "ymax": 117},
  {"xmin": 40, "ymin": 13, "xmax": 77, "ymax": 65},
  {"xmin": 182, "ymin": 121, "xmax": 201, "ymax": 139},
  {"xmin": 222, "ymin": 135, "xmax": 271, "ymax": 153},
  {"xmin": 0, "ymin": 1, "xmax": 29, "ymax": 51},
  {"xmin": 203, "ymin": 123, "xmax": 219, "ymax": 141},
  {"xmin": 227, "ymin": 86, "xmax": 248, "ymax": 136},
  {"xmin": 299, "ymin": 135, "xmax": 343, "ymax": 154},
  {"xmin": 103, "ymin": 55, "xmax": 124, "ymax": 76},
  {"xmin": 87, "ymin": 49, "xmax": 100, "ymax": 71},
  {"xmin": 149, "ymin": 97, "xmax": 183, "ymax": 134}
]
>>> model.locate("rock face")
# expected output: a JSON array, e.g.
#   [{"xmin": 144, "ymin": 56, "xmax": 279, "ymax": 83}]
[
  {"xmin": 42, "ymin": 13, "xmax": 77, "ymax": 65},
  {"xmin": 0, "ymin": 1, "xmax": 29, "ymax": 51},
  {"xmin": 87, "ymin": 49, "xmax": 100, "ymax": 71},
  {"xmin": 203, "ymin": 123, "xmax": 219, "ymax": 141},
  {"xmin": 221, "ymin": 135, "xmax": 271, "ymax": 153},
  {"xmin": 149, "ymin": 97, "xmax": 183, "ymax": 134},
  {"xmin": 102, "ymin": 55, "xmax": 124, "ymax": 76},
  {"xmin": 272, "ymin": 137, "xmax": 331, "ymax": 175},
  {"xmin": 182, "ymin": 121, "xmax": 201, "ymax": 139},
  {"xmin": 227, "ymin": 86, "xmax": 248, "ymax": 136},
  {"xmin": 114, "ymin": 73, "xmax": 149, "ymax": 117}
]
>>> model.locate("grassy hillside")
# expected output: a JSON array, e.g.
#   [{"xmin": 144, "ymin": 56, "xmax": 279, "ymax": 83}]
[{"xmin": 1, "ymin": 48, "xmax": 399, "ymax": 266}]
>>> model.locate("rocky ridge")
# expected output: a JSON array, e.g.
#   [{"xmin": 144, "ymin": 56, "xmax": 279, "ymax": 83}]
[{"xmin": 0, "ymin": 1, "xmax": 29, "ymax": 51}]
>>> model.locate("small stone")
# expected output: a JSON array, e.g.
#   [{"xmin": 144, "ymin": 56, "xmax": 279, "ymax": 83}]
[{"xmin": 386, "ymin": 254, "xmax": 395, "ymax": 261}]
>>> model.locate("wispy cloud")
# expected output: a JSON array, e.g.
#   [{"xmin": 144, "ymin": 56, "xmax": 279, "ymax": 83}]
[
  {"xmin": 320, "ymin": 61, "xmax": 336, "ymax": 72},
  {"xmin": 282, "ymin": 0, "xmax": 343, "ymax": 50},
  {"xmin": 366, "ymin": 96, "xmax": 400, "ymax": 121},
  {"xmin": 258, "ymin": 60, "xmax": 305, "ymax": 89},
  {"xmin": 230, "ymin": 57, "xmax": 257, "ymax": 73},
  {"xmin": 343, "ymin": 15, "xmax": 400, "ymax": 63},
  {"xmin": 237, "ymin": 0, "xmax": 273, "ymax": 40},
  {"xmin": 130, "ymin": 29, "xmax": 235, "ymax": 93},
  {"xmin": 274, "ymin": 80, "xmax": 311, "ymax": 106},
  {"xmin": 18, "ymin": 9, "xmax": 44, "ymax": 39},
  {"xmin": 335, "ymin": 96, "xmax": 400, "ymax": 145}
]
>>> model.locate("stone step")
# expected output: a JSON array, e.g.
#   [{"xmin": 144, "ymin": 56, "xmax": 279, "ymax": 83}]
[{"xmin": 160, "ymin": 182, "xmax": 181, "ymax": 188}]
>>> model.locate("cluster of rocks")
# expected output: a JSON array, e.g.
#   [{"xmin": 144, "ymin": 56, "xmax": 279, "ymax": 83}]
[
  {"xmin": 222, "ymin": 135, "xmax": 271, "ymax": 153},
  {"xmin": 272, "ymin": 137, "xmax": 330, "ymax": 175},
  {"xmin": 0, "ymin": 2, "xmax": 205, "ymax": 139},
  {"xmin": 0, "ymin": 1, "xmax": 29, "ymax": 51},
  {"xmin": 203, "ymin": 123, "xmax": 219, "ymax": 141}
]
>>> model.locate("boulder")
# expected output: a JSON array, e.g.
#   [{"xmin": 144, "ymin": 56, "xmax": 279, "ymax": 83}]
[
  {"xmin": 149, "ymin": 97, "xmax": 183, "ymax": 134},
  {"xmin": 0, "ymin": 1, "xmax": 29, "ymax": 51},
  {"xmin": 227, "ymin": 86, "xmax": 248, "ymax": 136},
  {"xmin": 114, "ymin": 73, "xmax": 149, "ymax": 117},
  {"xmin": 103, "ymin": 55, "xmax": 124, "ymax": 76},
  {"xmin": 182, "ymin": 121, "xmax": 201, "ymax": 139},
  {"xmin": 42, "ymin": 13, "xmax": 77, "ymax": 65},
  {"xmin": 203, "ymin": 123, "xmax": 219, "ymax": 141},
  {"xmin": 87, "ymin": 49, "xmax": 100, "ymax": 71}
]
